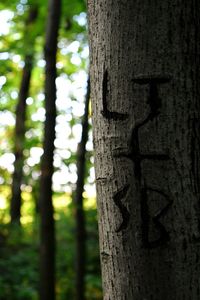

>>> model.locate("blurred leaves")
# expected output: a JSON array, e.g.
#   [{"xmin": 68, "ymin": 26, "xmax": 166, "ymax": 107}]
[
  {"xmin": 0, "ymin": 195, "xmax": 102, "ymax": 300},
  {"xmin": 0, "ymin": 0, "xmax": 100, "ymax": 298}
]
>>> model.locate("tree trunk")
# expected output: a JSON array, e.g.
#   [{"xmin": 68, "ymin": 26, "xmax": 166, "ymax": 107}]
[
  {"xmin": 39, "ymin": 0, "xmax": 61, "ymax": 299},
  {"xmin": 87, "ymin": 0, "xmax": 200, "ymax": 299},
  {"xmin": 10, "ymin": 6, "xmax": 38, "ymax": 224},
  {"xmin": 74, "ymin": 78, "xmax": 90, "ymax": 300}
]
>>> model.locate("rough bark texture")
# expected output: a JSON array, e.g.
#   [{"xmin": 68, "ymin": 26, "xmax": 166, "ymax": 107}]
[
  {"xmin": 10, "ymin": 6, "xmax": 38, "ymax": 224},
  {"xmin": 87, "ymin": 0, "xmax": 200, "ymax": 299},
  {"xmin": 39, "ymin": 0, "xmax": 61, "ymax": 299},
  {"xmin": 74, "ymin": 78, "xmax": 90, "ymax": 300}
]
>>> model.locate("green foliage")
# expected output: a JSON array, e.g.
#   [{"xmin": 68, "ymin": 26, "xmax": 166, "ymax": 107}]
[
  {"xmin": 0, "ymin": 0, "xmax": 99, "ymax": 298},
  {"xmin": 0, "ymin": 223, "xmax": 39, "ymax": 300},
  {"xmin": 0, "ymin": 0, "xmax": 90, "ymax": 189},
  {"xmin": 0, "ymin": 194, "xmax": 102, "ymax": 300}
]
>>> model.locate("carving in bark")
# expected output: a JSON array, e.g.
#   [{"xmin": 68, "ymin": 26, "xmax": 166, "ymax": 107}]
[
  {"xmin": 101, "ymin": 70, "xmax": 129, "ymax": 121},
  {"xmin": 88, "ymin": 0, "xmax": 200, "ymax": 298}
]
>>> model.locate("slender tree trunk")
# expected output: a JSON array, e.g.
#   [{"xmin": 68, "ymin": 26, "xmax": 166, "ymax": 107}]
[
  {"xmin": 39, "ymin": 0, "xmax": 61, "ymax": 299},
  {"xmin": 10, "ymin": 6, "xmax": 38, "ymax": 224},
  {"xmin": 74, "ymin": 78, "xmax": 90, "ymax": 300},
  {"xmin": 88, "ymin": 0, "xmax": 200, "ymax": 299}
]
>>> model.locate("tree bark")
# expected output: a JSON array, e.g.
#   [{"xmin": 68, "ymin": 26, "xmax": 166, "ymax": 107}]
[
  {"xmin": 10, "ymin": 6, "xmax": 38, "ymax": 224},
  {"xmin": 87, "ymin": 0, "xmax": 200, "ymax": 299},
  {"xmin": 39, "ymin": 0, "xmax": 61, "ymax": 299},
  {"xmin": 74, "ymin": 78, "xmax": 90, "ymax": 300}
]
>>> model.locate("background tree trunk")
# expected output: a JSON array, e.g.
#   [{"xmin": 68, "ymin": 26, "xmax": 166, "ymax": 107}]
[
  {"xmin": 10, "ymin": 6, "xmax": 38, "ymax": 224},
  {"xmin": 74, "ymin": 78, "xmax": 90, "ymax": 300},
  {"xmin": 88, "ymin": 0, "xmax": 200, "ymax": 299},
  {"xmin": 39, "ymin": 0, "xmax": 61, "ymax": 299}
]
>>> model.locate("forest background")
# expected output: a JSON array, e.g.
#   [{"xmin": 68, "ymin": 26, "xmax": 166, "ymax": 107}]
[{"xmin": 0, "ymin": 0, "xmax": 102, "ymax": 299}]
